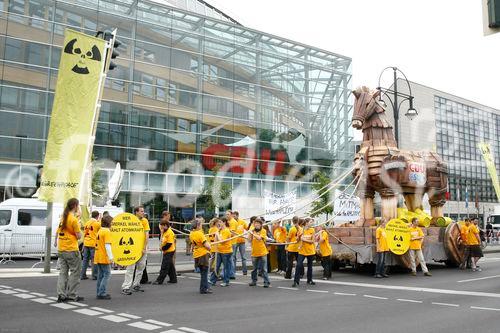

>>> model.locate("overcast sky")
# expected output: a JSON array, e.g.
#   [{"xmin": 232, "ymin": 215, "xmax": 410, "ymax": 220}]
[{"xmin": 208, "ymin": 0, "xmax": 500, "ymax": 110}]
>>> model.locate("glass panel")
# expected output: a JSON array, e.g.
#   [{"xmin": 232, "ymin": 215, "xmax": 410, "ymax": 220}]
[{"xmin": 17, "ymin": 209, "xmax": 47, "ymax": 226}]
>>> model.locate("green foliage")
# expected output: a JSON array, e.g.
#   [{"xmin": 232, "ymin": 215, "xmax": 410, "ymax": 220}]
[{"xmin": 309, "ymin": 171, "xmax": 333, "ymax": 218}]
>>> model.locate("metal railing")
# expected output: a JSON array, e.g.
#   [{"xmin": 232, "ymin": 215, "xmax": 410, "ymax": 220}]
[{"xmin": 0, "ymin": 233, "xmax": 46, "ymax": 268}]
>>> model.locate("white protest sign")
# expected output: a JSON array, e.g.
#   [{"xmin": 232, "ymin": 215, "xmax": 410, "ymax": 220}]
[
  {"xmin": 333, "ymin": 190, "xmax": 361, "ymax": 224},
  {"xmin": 264, "ymin": 189, "xmax": 297, "ymax": 221}
]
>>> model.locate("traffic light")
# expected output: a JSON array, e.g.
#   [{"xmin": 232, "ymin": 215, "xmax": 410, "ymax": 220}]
[{"xmin": 96, "ymin": 29, "xmax": 121, "ymax": 71}]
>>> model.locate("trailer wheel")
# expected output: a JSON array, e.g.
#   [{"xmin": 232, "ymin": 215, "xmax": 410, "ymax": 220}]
[{"xmin": 444, "ymin": 259, "xmax": 459, "ymax": 268}]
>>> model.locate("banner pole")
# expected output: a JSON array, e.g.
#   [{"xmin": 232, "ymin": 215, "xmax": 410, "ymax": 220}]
[{"xmin": 43, "ymin": 201, "xmax": 53, "ymax": 273}]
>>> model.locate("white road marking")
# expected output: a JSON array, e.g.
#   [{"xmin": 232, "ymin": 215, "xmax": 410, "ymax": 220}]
[
  {"xmin": 13, "ymin": 288, "xmax": 28, "ymax": 292},
  {"xmin": 118, "ymin": 313, "xmax": 141, "ymax": 319},
  {"xmin": 127, "ymin": 321, "xmax": 163, "ymax": 330},
  {"xmin": 91, "ymin": 307, "xmax": 114, "ymax": 313},
  {"xmin": 334, "ymin": 292, "xmax": 356, "ymax": 296},
  {"xmin": 307, "ymin": 289, "xmax": 329, "ymax": 293},
  {"xmin": 31, "ymin": 298, "xmax": 54, "ymax": 304},
  {"xmin": 144, "ymin": 319, "xmax": 172, "ymax": 327},
  {"xmin": 432, "ymin": 302, "xmax": 459, "ymax": 307},
  {"xmin": 68, "ymin": 301, "xmax": 87, "ymax": 307},
  {"xmin": 31, "ymin": 292, "xmax": 46, "ymax": 297},
  {"xmin": 397, "ymin": 299, "xmax": 423, "ymax": 303},
  {"xmin": 178, "ymin": 327, "xmax": 209, "ymax": 333},
  {"xmin": 0, "ymin": 289, "xmax": 18, "ymax": 294},
  {"xmin": 470, "ymin": 306, "xmax": 500, "ymax": 311},
  {"xmin": 160, "ymin": 330, "xmax": 185, "ymax": 333},
  {"xmin": 14, "ymin": 293, "xmax": 36, "ymax": 299},
  {"xmin": 187, "ymin": 277, "xmax": 200, "ymax": 280},
  {"xmin": 457, "ymin": 274, "xmax": 500, "ymax": 283},
  {"xmin": 100, "ymin": 314, "xmax": 131, "ymax": 323},
  {"xmin": 363, "ymin": 295, "xmax": 388, "ymax": 300},
  {"xmin": 51, "ymin": 303, "xmax": 77, "ymax": 310},
  {"xmin": 47, "ymin": 296, "xmax": 58, "ymax": 301},
  {"xmin": 277, "ymin": 287, "xmax": 298, "ymax": 291},
  {"xmin": 0, "ymin": 285, "xmax": 11, "ymax": 288},
  {"xmin": 74, "ymin": 308, "xmax": 104, "ymax": 316}
]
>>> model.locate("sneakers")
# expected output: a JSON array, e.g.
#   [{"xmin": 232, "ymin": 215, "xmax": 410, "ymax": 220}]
[
  {"xmin": 220, "ymin": 283, "xmax": 230, "ymax": 287},
  {"xmin": 229, "ymin": 277, "xmax": 236, "ymax": 280},
  {"xmin": 292, "ymin": 282, "xmax": 299, "ymax": 287},
  {"xmin": 472, "ymin": 267, "xmax": 482, "ymax": 272},
  {"xmin": 56, "ymin": 295, "xmax": 66, "ymax": 303},
  {"xmin": 133, "ymin": 286, "xmax": 145, "ymax": 292},
  {"xmin": 374, "ymin": 274, "xmax": 383, "ymax": 278},
  {"xmin": 382, "ymin": 274, "xmax": 389, "ymax": 278},
  {"xmin": 152, "ymin": 281, "xmax": 163, "ymax": 285},
  {"xmin": 167, "ymin": 281, "xmax": 177, "ymax": 284},
  {"xmin": 307, "ymin": 281, "xmax": 316, "ymax": 286},
  {"xmin": 200, "ymin": 290, "xmax": 213, "ymax": 294},
  {"xmin": 68, "ymin": 296, "xmax": 84, "ymax": 302},
  {"xmin": 424, "ymin": 272, "xmax": 432, "ymax": 277},
  {"xmin": 263, "ymin": 284, "xmax": 270, "ymax": 288},
  {"xmin": 97, "ymin": 294, "xmax": 111, "ymax": 300},
  {"xmin": 121, "ymin": 289, "xmax": 132, "ymax": 295},
  {"xmin": 411, "ymin": 272, "xmax": 417, "ymax": 276},
  {"xmin": 80, "ymin": 276, "xmax": 89, "ymax": 280},
  {"xmin": 249, "ymin": 282, "xmax": 257, "ymax": 287}
]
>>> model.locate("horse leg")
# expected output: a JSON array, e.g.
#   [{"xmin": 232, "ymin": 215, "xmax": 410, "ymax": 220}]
[
  {"xmin": 428, "ymin": 188, "xmax": 446, "ymax": 218},
  {"xmin": 381, "ymin": 195, "xmax": 398, "ymax": 221},
  {"xmin": 355, "ymin": 192, "xmax": 375, "ymax": 227},
  {"xmin": 404, "ymin": 193, "xmax": 424, "ymax": 212}
]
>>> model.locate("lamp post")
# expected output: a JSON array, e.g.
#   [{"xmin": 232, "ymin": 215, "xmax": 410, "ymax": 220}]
[
  {"xmin": 376, "ymin": 67, "xmax": 418, "ymax": 146},
  {"xmin": 16, "ymin": 134, "xmax": 27, "ymax": 163}
]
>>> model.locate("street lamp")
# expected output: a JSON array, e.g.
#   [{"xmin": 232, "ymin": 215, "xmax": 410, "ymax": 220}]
[{"xmin": 376, "ymin": 67, "xmax": 418, "ymax": 146}]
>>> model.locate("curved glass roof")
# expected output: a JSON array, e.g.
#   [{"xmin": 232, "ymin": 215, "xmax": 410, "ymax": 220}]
[{"xmin": 152, "ymin": 0, "xmax": 241, "ymax": 25}]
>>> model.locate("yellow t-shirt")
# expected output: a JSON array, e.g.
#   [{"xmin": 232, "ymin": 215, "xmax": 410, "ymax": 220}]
[
  {"xmin": 208, "ymin": 226, "xmax": 219, "ymax": 253},
  {"xmin": 460, "ymin": 224, "xmax": 469, "ymax": 244},
  {"xmin": 228, "ymin": 218, "xmax": 238, "ymax": 245},
  {"xmin": 94, "ymin": 227, "xmax": 112, "ymax": 264},
  {"xmin": 467, "ymin": 224, "xmax": 480, "ymax": 246},
  {"xmin": 190, "ymin": 229, "xmax": 209, "ymax": 259},
  {"xmin": 83, "ymin": 219, "xmax": 101, "ymax": 247},
  {"xmin": 287, "ymin": 226, "xmax": 300, "ymax": 252},
  {"xmin": 376, "ymin": 227, "xmax": 389, "ymax": 252},
  {"xmin": 236, "ymin": 219, "xmax": 248, "ymax": 244},
  {"xmin": 161, "ymin": 228, "xmax": 176, "ymax": 253},
  {"xmin": 57, "ymin": 214, "xmax": 80, "ymax": 252},
  {"xmin": 319, "ymin": 230, "xmax": 332, "ymax": 257},
  {"xmin": 299, "ymin": 227, "xmax": 316, "ymax": 256},
  {"xmin": 217, "ymin": 228, "xmax": 233, "ymax": 254},
  {"xmin": 273, "ymin": 226, "xmax": 287, "ymax": 243},
  {"xmin": 140, "ymin": 217, "xmax": 150, "ymax": 232},
  {"xmin": 251, "ymin": 229, "xmax": 268, "ymax": 257},
  {"xmin": 409, "ymin": 226, "xmax": 424, "ymax": 250}
]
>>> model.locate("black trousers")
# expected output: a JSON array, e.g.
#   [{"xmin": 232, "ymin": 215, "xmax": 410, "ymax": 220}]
[
  {"xmin": 285, "ymin": 251, "xmax": 304, "ymax": 279},
  {"xmin": 156, "ymin": 252, "xmax": 177, "ymax": 284},
  {"xmin": 321, "ymin": 256, "xmax": 332, "ymax": 278},
  {"xmin": 294, "ymin": 254, "xmax": 314, "ymax": 284},
  {"xmin": 276, "ymin": 245, "xmax": 287, "ymax": 271}
]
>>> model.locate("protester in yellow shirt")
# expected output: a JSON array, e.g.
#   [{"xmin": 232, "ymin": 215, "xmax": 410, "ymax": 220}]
[
  {"xmin": 54, "ymin": 198, "xmax": 83, "ymax": 303},
  {"xmin": 94, "ymin": 215, "xmax": 113, "ymax": 300},
  {"xmin": 81, "ymin": 210, "xmax": 101, "ymax": 281},
  {"xmin": 315, "ymin": 226, "xmax": 333, "ymax": 280},
  {"xmin": 190, "ymin": 219, "xmax": 212, "ymax": 294},
  {"xmin": 153, "ymin": 218, "xmax": 177, "ymax": 285},
  {"xmin": 232, "ymin": 211, "xmax": 248, "ymax": 276},
  {"xmin": 212, "ymin": 217, "xmax": 233, "ymax": 286},
  {"xmin": 459, "ymin": 219, "xmax": 472, "ymax": 270},
  {"xmin": 122, "ymin": 206, "xmax": 150, "ymax": 295},
  {"xmin": 273, "ymin": 221, "xmax": 287, "ymax": 273},
  {"xmin": 285, "ymin": 216, "xmax": 301, "ymax": 279},
  {"xmin": 408, "ymin": 218, "xmax": 431, "ymax": 277},
  {"xmin": 248, "ymin": 218, "xmax": 270, "ymax": 287},
  {"xmin": 293, "ymin": 218, "xmax": 316, "ymax": 287},
  {"xmin": 375, "ymin": 219, "xmax": 389, "ymax": 279},
  {"xmin": 468, "ymin": 218, "xmax": 484, "ymax": 272},
  {"xmin": 226, "ymin": 210, "xmax": 238, "ymax": 279},
  {"xmin": 207, "ymin": 218, "xmax": 219, "ymax": 280}
]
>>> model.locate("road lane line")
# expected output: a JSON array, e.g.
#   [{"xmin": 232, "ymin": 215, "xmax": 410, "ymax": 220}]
[
  {"xmin": 178, "ymin": 327, "xmax": 209, "ymax": 333},
  {"xmin": 127, "ymin": 321, "xmax": 163, "ymax": 330},
  {"xmin": 118, "ymin": 313, "xmax": 141, "ymax": 319},
  {"xmin": 91, "ymin": 307, "xmax": 114, "ymax": 313},
  {"xmin": 31, "ymin": 292, "xmax": 46, "ymax": 297},
  {"xmin": 432, "ymin": 302, "xmax": 459, "ymax": 307},
  {"xmin": 457, "ymin": 274, "xmax": 500, "ymax": 283},
  {"xmin": 47, "ymin": 296, "xmax": 58, "ymax": 301},
  {"xmin": 0, "ymin": 289, "xmax": 18, "ymax": 294},
  {"xmin": 160, "ymin": 330, "xmax": 184, "ymax": 333},
  {"xmin": 51, "ymin": 303, "xmax": 78, "ymax": 310},
  {"xmin": 364, "ymin": 295, "xmax": 388, "ymax": 300},
  {"xmin": 13, "ymin": 288, "xmax": 28, "ymax": 292},
  {"xmin": 0, "ymin": 285, "xmax": 12, "ymax": 288},
  {"xmin": 14, "ymin": 293, "xmax": 36, "ymax": 299},
  {"xmin": 74, "ymin": 309, "xmax": 104, "ymax": 316},
  {"xmin": 307, "ymin": 289, "xmax": 329, "ymax": 293},
  {"xmin": 100, "ymin": 314, "xmax": 131, "ymax": 323},
  {"xmin": 334, "ymin": 292, "xmax": 356, "ymax": 296},
  {"xmin": 470, "ymin": 306, "xmax": 500, "ymax": 311},
  {"xmin": 397, "ymin": 299, "xmax": 422, "ymax": 303},
  {"xmin": 144, "ymin": 319, "xmax": 172, "ymax": 327},
  {"xmin": 68, "ymin": 301, "xmax": 87, "ymax": 307},
  {"xmin": 31, "ymin": 298, "xmax": 54, "ymax": 304},
  {"xmin": 277, "ymin": 286, "xmax": 298, "ymax": 291}
]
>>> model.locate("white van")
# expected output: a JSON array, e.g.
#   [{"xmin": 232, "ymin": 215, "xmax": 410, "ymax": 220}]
[{"xmin": 0, "ymin": 198, "xmax": 123, "ymax": 256}]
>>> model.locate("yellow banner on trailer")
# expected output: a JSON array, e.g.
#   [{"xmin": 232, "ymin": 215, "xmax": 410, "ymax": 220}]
[
  {"xmin": 39, "ymin": 29, "xmax": 106, "ymax": 204},
  {"xmin": 478, "ymin": 142, "xmax": 500, "ymax": 203}
]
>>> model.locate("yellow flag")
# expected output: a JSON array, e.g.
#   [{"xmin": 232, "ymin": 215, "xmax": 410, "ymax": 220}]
[
  {"xmin": 478, "ymin": 142, "xmax": 500, "ymax": 202},
  {"xmin": 39, "ymin": 29, "xmax": 106, "ymax": 204}
]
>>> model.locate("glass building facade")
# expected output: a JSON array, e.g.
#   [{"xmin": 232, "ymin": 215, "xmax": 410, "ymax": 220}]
[
  {"xmin": 0, "ymin": 0, "xmax": 353, "ymax": 211},
  {"xmin": 435, "ymin": 96, "xmax": 500, "ymax": 203}
]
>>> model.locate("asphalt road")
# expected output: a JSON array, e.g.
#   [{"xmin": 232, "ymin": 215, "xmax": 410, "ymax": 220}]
[{"xmin": 1, "ymin": 254, "xmax": 500, "ymax": 333}]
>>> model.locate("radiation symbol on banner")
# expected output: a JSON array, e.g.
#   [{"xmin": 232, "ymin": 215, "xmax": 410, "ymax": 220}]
[
  {"xmin": 111, "ymin": 213, "xmax": 145, "ymax": 266},
  {"xmin": 385, "ymin": 218, "xmax": 410, "ymax": 255},
  {"xmin": 63, "ymin": 38, "xmax": 102, "ymax": 75}
]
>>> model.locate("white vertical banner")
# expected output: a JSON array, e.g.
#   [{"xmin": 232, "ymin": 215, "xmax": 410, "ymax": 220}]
[
  {"xmin": 264, "ymin": 189, "xmax": 297, "ymax": 221},
  {"xmin": 333, "ymin": 189, "xmax": 361, "ymax": 224}
]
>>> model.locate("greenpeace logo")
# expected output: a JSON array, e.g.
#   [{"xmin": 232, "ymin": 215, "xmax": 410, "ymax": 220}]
[{"xmin": 41, "ymin": 181, "xmax": 78, "ymax": 188}]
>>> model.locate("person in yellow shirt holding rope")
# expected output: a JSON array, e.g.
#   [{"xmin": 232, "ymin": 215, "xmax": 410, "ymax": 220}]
[
  {"xmin": 248, "ymin": 218, "xmax": 270, "ymax": 288},
  {"xmin": 409, "ymin": 218, "xmax": 431, "ymax": 277},
  {"xmin": 233, "ymin": 211, "xmax": 248, "ymax": 276},
  {"xmin": 207, "ymin": 218, "xmax": 219, "ymax": 280},
  {"xmin": 375, "ymin": 218, "xmax": 389, "ymax": 279},
  {"xmin": 190, "ymin": 219, "xmax": 212, "ymax": 294},
  {"xmin": 81, "ymin": 210, "xmax": 101, "ymax": 280},
  {"xmin": 273, "ymin": 220, "xmax": 287, "ymax": 274},
  {"xmin": 285, "ymin": 216, "xmax": 301, "ymax": 279},
  {"xmin": 153, "ymin": 217, "xmax": 177, "ymax": 285},
  {"xmin": 212, "ymin": 217, "xmax": 233, "ymax": 287},
  {"xmin": 293, "ymin": 218, "xmax": 316, "ymax": 287},
  {"xmin": 316, "ymin": 225, "xmax": 333, "ymax": 280}
]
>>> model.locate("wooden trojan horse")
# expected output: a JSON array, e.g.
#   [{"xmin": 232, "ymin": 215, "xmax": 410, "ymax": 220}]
[{"xmin": 351, "ymin": 87, "xmax": 448, "ymax": 226}]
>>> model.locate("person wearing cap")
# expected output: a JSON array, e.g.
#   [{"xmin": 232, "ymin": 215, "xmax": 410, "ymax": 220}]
[
  {"xmin": 212, "ymin": 217, "xmax": 233, "ymax": 287},
  {"xmin": 190, "ymin": 219, "xmax": 212, "ymax": 294},
  {"xmin": 248, "ymin": 218, "xmax": 270, "ymax": 288},
  {"xmin": 153, "ymin": 217, "xmax": 177, "ymax": 285},
  {"xmin": 293, "ymin": 218, "xmax": 315, "ymax": 287},
  {"xmin": 409, "ymin": 218, "xmax": 431, "ymax": 277}
]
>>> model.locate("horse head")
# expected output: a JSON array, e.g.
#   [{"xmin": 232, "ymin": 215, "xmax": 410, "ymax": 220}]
[{"xmin": 351, "ymin": 86, "xmax": 385, "ymax": 130}]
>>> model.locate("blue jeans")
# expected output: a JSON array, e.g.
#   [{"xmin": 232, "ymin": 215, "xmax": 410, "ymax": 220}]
[
  {"xmin": 375, "ymin": 252, "xmax": 387, "ymax": 275},
  {"xmin": 232, "ymin": 243, "xmax": 247, "ymax": 274},
  {"xmin": 294, "ymin": 254, "xmax": 314, "ymax": 284},
  {"xmin": 251, "ymin": 256, "xmax": 270, "ymax": 285},
  {"xmin": 219, "ymin": 253, "xmax": 232, "ymax": 284},
  {"xmin": 81, "ymin": 246, "xmax": 97, "ymax": 279},
  {"xmin": 96, "ymin": 264, "xmax": 111, "ymax": 296},
  {"xmin": 200, "ymin": 265, "xmax": 209, "ymax": 293}
]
